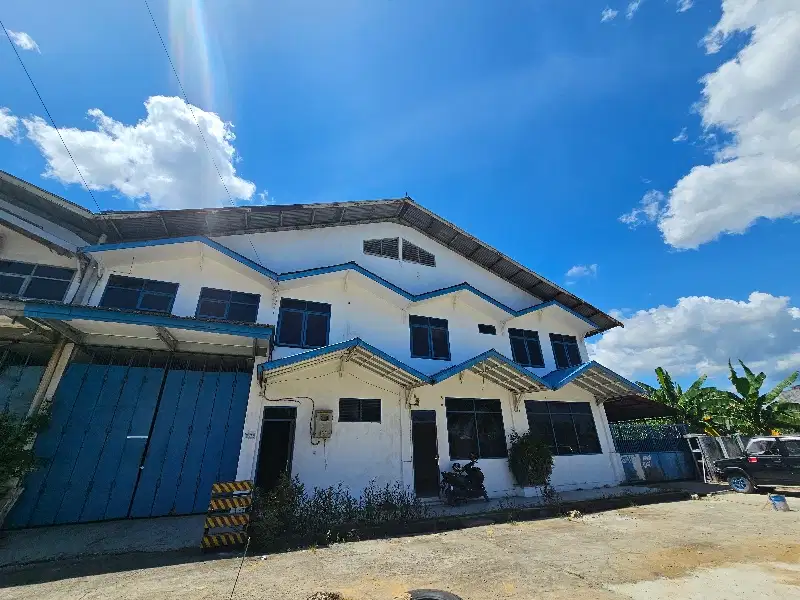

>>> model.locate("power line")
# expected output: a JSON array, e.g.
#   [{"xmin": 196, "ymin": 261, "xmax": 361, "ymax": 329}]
[
  {"xmin": 1, "ymin": 19, "xmax": 103, "ymax": 214},
  {"xmin": 142, "ymin": 0, "xmax": 264, "ymax": 266}
]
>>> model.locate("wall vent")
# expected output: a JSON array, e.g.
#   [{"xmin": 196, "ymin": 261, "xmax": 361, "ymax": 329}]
[
  {"xmin": 363, "ymin": 237, "xmax": 399, "ymax": 259},
  {"xmin": 402, "ymin": 239, "xmax": 436, "ymax": 267}
]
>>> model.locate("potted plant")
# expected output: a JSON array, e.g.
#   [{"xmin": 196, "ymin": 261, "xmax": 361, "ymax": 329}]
[{"xmin": 507, "ymin": 430, "xmax": 554, "ymax": 497}]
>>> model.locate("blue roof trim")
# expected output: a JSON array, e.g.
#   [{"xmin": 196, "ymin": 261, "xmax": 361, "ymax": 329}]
[
  {"xmin": 429, "ymin": 349, "xmax": 549, "ymax": 387},
  {"xmin": 81, "ymin": 237, "xmax": 599, "ymax": 331},
  {"xmin": 543, "ymin": 361, "xmax": 645, "ymax": 394},
  {"xmin": 258, "ymin": 337, "xmax": 429, "ymax": 382},
  {"xmin": 22, "ymin": 302, "xmax": 274, "ymax": 338}
]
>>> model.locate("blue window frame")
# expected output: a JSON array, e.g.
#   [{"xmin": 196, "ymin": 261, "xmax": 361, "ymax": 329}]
[
  {"xmin": 550, "ymin": 333, "xmax": 582, "ymax": 369},
  {"xmin": 196, "ymin": 287, "xmax": 260, "ymax": 323},
  {"xmin": 99, "ymin": 275, "xmax": 178, "ymax": 314},
  {"xmin": 446, "ymin": 398, "xmax": 508, "ymax": 459},
  {"xmin": 276, "ymin": 298, "xmax": 331, "ymax": 349},
  {"xmin": 508, "ymin": 328, "xmax": 544, "ymax": 367},
  {"xmin": 0, "ymin": 260, "xmax": 75, "ymax": 302},
  {"xmin": 409, "ymin": 315, "xmax": 450, "ymax": 360}
]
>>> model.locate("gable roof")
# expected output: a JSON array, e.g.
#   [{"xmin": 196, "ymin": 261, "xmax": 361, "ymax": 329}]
[{"xmin": 0, "ymin": 169, "xmax": 621, "ymax": 335}]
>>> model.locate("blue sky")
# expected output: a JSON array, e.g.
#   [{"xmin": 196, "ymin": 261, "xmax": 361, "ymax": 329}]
[{"xmin": 1, "ymin": 1, "xmax": 798, "ymax": 390}]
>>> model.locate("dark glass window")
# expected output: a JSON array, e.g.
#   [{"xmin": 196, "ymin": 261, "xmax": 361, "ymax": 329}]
[
  {"xmin": 99, "ymin": 275, "xmax": 178, "ymax": 313},
  {"xmin": 338, "ymin": 398, "xmax": 381, "ymax": 423},
  {"xmin": 0, "ymin": 260, "xmax": 75, "ymax": 302},
  {"xmin": 196, "ymin": 287, "xmax": 260, "ymax": 323},
  {"xmin": 409, "ymin": 315, "xmax": 450, "ymax": 360},
  {"xmin": 524, "ymin": 401, "xmax": 601, "ymax": 455},
  {"xmin": 508, "ymin": 328, "xmax": 545, "ymax": 367},
  {"xmin": 478, "ymin": 324, "xmax": 496, "ymax": 335},
  {"xmin": 550, "ymin": 334, "xmax": 583, "ymax": 369},
  {"xmin": 445, "ymin": 398, "xmax": 507, "ymax": 459},
  {"xmin": 363, "ymin": 238, "xmax": 399, "ymax": 259},
  {"xmin": 276, "ymin": 298, "xmax": 331, "ymax": 348}
]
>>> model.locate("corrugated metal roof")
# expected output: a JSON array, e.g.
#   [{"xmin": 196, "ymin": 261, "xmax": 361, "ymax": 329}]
[{"xmin": 0, "ymin": 170, "xmax": 621, "ymax": 334}]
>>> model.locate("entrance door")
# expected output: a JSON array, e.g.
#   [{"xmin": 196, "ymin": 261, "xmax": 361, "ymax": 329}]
[
  {"xmin": 255, "ymin": 407, "xmax": 297, "ymax": 491},
  {"xmin": 411, "ymin": 410, "xmax": 439, "ymax": 497},
  {"xmin": 5, "ymin": 348, "xmax": 252, "ymax": 529}
]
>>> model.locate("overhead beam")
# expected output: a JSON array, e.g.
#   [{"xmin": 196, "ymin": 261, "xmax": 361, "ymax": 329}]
[
  {"xmin": 153, "ymin": 326, "xmax": 178, "ymax": 352},
  {"xmin": 12, "ymin": 317, "xmax": 57, "ymax": 342},
  {"xmin": 37, "ymin": 319, "xmax": 85, "ymax": 344}
]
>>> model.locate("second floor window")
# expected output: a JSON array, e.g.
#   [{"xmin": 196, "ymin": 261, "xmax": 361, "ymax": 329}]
[
  {"xmin": 550, "ymin": 334, "xmax": 582, "ymax": 369},
  {"xmin": 196, "ymin": 288, "xmax": 260, "ymax": 323},
  {"xmin": 409, "ymin": 315, "xmax": 450, "ymax": 360},
  {"xmin": 276, "ymin": 299, "xmax": 331, "ymax": 348},
  {"xmin": 99, "ymin": 275, "xmax": 178, "ymax": 313},
  {"xmin": 508, "ymin": 328, "xmax": 545, "ymax": 367},
  {"xmin": 0, "ymin": 260, "xmax": 75, "ymax": 302}
]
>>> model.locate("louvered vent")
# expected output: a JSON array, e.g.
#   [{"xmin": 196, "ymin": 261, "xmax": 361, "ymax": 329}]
[
  {"xmin": 363, "ymin": 237, "xmax": 400, "ymax": 259},
  {"xmin": 402, "ymin": 240, "xmax": 436, "ymax": 267}
]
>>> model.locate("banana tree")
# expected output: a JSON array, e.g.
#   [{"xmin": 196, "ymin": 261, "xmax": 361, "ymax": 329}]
[
  {"xmin": 636, "ymin": 367, "xmax": 724, "ymax": 434},
  {"xmin": 717, "ymin": 361, "xmax": 800, "ymax": 435}
]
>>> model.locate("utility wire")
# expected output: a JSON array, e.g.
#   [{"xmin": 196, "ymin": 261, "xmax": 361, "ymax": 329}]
[
  {"xmin": 1, "ymin": 19, "xmax": 103, "ymax": 214},
  {"xmin": 142, "ymin": 0, "xmax": 264, "ymax": 266}
]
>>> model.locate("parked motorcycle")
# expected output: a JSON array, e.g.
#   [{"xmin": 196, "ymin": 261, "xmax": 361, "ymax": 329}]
[{"xmin": 440, "ymin": 454, "xmax": 489, "ymax": 505}]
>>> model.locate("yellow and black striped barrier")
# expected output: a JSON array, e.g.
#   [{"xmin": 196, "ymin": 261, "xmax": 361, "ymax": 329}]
[{"xmin": 201, "ymin": 480, "xmax": 254, "ymax": 551}]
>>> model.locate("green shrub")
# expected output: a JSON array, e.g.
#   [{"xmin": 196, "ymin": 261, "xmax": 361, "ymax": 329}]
[
  {"xmin": 0, "ymin": 409, "xmax": 49, "ymax": 484},
  {"xmin": 250, "ymin": 475, "xmax": 429, "ymax": 551},
  {"xmin": 507, "ymin": 430, "xmax": 553, "ymax": 487}
]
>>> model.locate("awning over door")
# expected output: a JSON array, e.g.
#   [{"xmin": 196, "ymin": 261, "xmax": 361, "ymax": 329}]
[
  {"xmin": 430, "ymin": 349, "xmax": 549, "ymax": 394},
  {"xmin": 259, "ymin": 338, "xmax": 429, "ymax": 388},
  {"xmin": 542, "ymin": 361, "xmax": 646, "ymax": 401},
  {"xmin": 1, "ymin": 299, "xmax": 273, "ymax": 356}
]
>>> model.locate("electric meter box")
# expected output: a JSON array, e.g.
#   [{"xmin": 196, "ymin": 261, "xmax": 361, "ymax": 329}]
[{"xmin": 312, "ymin": 409, "xmax": 333, "ymax": 439}]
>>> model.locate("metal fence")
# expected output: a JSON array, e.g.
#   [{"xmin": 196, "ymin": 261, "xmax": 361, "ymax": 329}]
[{"xmin": 609, "ymin": 422, "xmax": 690, "ymax": 453}]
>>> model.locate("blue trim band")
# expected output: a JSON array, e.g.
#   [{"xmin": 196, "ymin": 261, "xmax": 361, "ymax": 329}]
[
  {"xmin": 81, "ymin": 237, "xmax": 598, "ymax": 330},
  {"xmin": 22, "ymin": 302, "xmax": 274, "ymax": 338}
]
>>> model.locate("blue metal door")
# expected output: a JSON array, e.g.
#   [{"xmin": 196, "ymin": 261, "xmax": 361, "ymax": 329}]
[{"xmin": 5, "ymin": 349, "xmax": 252, "ymax": 529}]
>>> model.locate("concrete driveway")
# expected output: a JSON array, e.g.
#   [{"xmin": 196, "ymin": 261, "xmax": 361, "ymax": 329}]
[{"xmin": 1, "ymin": 492, "xmax": 799, "ymax": 599}]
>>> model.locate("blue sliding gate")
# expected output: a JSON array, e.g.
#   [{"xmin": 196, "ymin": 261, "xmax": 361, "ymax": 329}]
[{"xmin": 5, "ymin": 348, "xmax": 252, "ymax": 529}]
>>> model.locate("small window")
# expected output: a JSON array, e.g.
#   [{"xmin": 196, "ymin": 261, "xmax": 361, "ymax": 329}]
[
  {"xmin": 363, "ymin": 238, "xmax": 399, "ymax": 259},
  {"xmin": 508, "ymin": 328, "xmax": 545, "ymax": 367},
  {"xmin": 99, "ymin": 275, "xmax": 178, "ymax": 313},
  {"xmin": 550, "ymin": 334, "xmax": 582, "ymax": 369},
  {"xmin": 478, "ymin": 324, "xmax": 496, "ymax": 335},
  {"xmin": 339, "ymin": 398, "xmax": 381, "ymax": 423},
  {"xmin": 409, "ymin": 315, "xmax": 450, "ymax": 360},
  {"xmin": 781, "ymin": 440, "xmax": 800, "ymax": 457},
  {"xmin": 0, "ymin": 260, "xmax": 75, "ymax": 302},
  {"xmin": 525, "ymin": 401, "xmax": 601, "ymax": 455},
  {"xmin": 446, "ymin": 398, "xmax": 507, "ymax": 459},
  {"xmin": 402, "ymin": 240, "xmax": 436, "ymax": 267},
  {"xmin": 197, "ymin": 288, "xmax": 260, "ymax": 323},
  {"xmin": 276, "ymin": 298, "xmax": 331, "ymax": 349}
]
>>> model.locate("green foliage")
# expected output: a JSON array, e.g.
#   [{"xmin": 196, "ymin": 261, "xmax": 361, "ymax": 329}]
[
  {"xmin": 250, "ymin": 475, "xmax": 429, "ymax": 551},
  {"xmin": 507, "ymin": 430, "xmax": 554, "ymax": 487},
  {"xmin": 717, "ymin": 361, "xmax": 800, "ymax": 435},
  {"xmin": 636, "ymin": 367, "xmax": 724, "ymax": 434},
  {"xmin": 0, "ymin": 409, "xmax": 50, "ymax": 484}
]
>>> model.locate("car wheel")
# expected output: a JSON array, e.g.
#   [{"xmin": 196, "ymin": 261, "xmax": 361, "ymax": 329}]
[{"xmin": 728, "ymin": 473, "xmax": 754, "ymax": 493}]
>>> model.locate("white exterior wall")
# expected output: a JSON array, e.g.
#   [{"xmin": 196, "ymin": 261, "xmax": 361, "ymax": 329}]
[
  {"xmin": 238, "ymin": 359, "xmax": 621, "ymax": 497},
  {"xmin": 214, "ymin": 223, "xmax": 539, "ymax": 310}
]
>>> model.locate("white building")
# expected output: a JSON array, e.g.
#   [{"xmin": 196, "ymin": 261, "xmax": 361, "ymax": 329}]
[{"xmin": 0, "ymin": 170, "xmax": 646, "ymax": 528}]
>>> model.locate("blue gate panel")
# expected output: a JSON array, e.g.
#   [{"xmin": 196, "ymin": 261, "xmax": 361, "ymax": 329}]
[
  {"xmin": 217, "ymin": 373, "xmax": 251, "ymax": 481},
  {"xmin": 5, "ymin": 365, "xmax": 89, "ymax": 528},
  {"xmin": 103, "ymin": 367, "xmax": 165, "ymax": 520}
]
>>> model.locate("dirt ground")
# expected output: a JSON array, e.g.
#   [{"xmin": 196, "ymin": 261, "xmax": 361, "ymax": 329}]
[{"xmin": 2, "ymin": 493, "xmax": 800, "ymax": 599}]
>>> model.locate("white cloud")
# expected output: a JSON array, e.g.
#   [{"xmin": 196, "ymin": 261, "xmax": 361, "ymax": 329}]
[
  {"xmin": 7, "ymin": 31, "xmax": 40, "ymax": 53},
  {"xmin": 619, "ymin": 189, "xmax": 665, "ymax": 228},
  {"xmin": 0, "ymin": 108, "xmax": 18, "ymax": 139},
  {"xmin": 626, "ymin": 0, "xmax": 644, "ymax": 19},
  {"xmin": 624, "ymin": 1, "xmax": 800, "ymax": 249},
  {"xmin": 601, "ymin": 7, "xmax": 619, "ymax": 22},
  {"xmin": 22, "ymin": 96, "xmax": 256, "ymax": 210},
  {"xmin": 672, "ymin": 127, "xmax": 688, "ymax": 142},
  {"xmin": 565, "ymin": 264, "xmax": 598, "ymax": 280},
  {"xmin": 587, "ymin": 292, "xmax": 800, "ymax": 380},
  {"xmin": 677, "ymin": 0, "xmax": 694, "ymax": 12}
]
